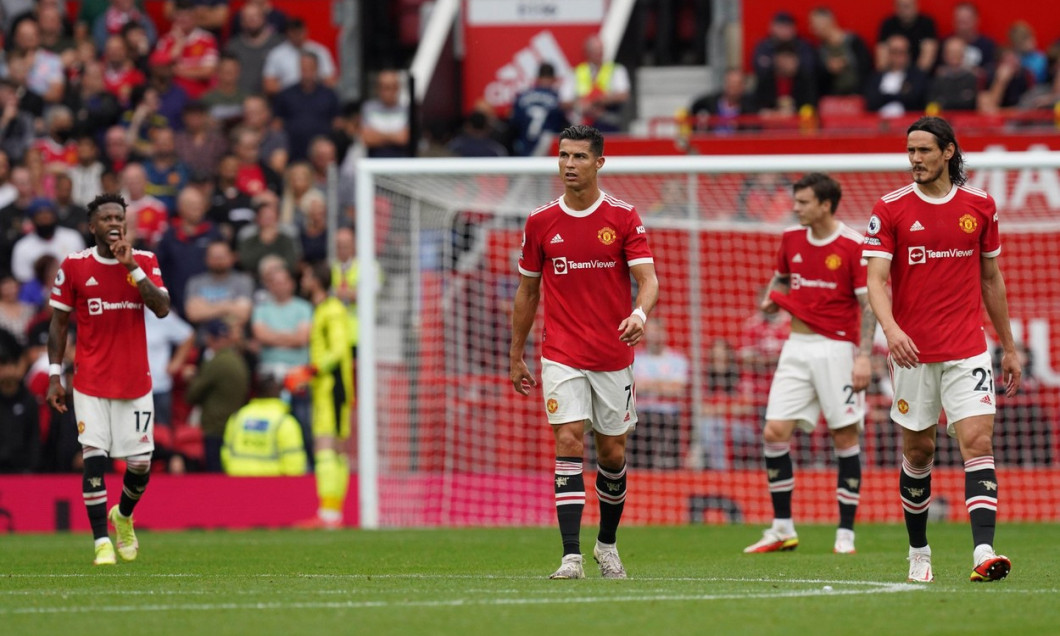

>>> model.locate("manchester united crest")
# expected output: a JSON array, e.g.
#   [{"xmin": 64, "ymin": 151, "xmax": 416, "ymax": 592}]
[
  {"xmin": 77, "ymin": 420, "xmax": 86, "ymax": 434},
  {"xmin": 597, "ymin": 227, "xmax": 617, "ymax": 245},
  {"xmin": 825, "ymin": 254, "xmax": 842, "ymax": 270},
  {"xmin": 126, "ymin": 272, "xmax": 139, "ymax": 287},
  {"xmin": 897, "ymin": 399, "xmax": 909, "ymax": 414},
  {"xmin": 958, "ymin": 214, "xmax": 977, "ymax": 233},
  {"xmin": 546, "ymin": 398, "xmax": 559, "ymax": 414}
]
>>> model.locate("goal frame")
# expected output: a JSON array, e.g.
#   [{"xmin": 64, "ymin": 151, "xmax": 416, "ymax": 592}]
[{"xmin": 355, "ymin": 150, "xmax": 1060, "ymax": 529}]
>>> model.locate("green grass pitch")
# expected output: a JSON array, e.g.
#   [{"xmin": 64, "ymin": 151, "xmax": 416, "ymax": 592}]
[{"xmin": 2, "ymin": 523, "xmax": 1057, "ymax": 636}]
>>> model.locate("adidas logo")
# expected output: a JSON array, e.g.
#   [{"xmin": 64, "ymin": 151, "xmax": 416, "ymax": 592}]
[
  {"xmin": 139, "ymin": 435, "xmax": 150, "ymax": 443},
  {"xmin": 792, "ymin": 253, "xmax": 803, "ymax": 263},
  {"xmin": 484, "ymin": 31, "xmax": 574, "ymax": 109},
  {"xmin": 980, "ymin": 394, "xmax": 993, "ymax": 405},
  {"xmin": 550, "ymin": 234, "xmax": 564, "ymax": 244},
  {"xmin": 86, "ymin": 276, "xmax": 99, "ymax": 286},
  {"xmin": 910, "ymin": 220, "xmax": 925, "ymax": 232}
]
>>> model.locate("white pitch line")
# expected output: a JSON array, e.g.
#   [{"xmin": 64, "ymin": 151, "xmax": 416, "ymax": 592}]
[{"xmin": 1, "ymin": 585, "xmax": 922, "ymax": 615}]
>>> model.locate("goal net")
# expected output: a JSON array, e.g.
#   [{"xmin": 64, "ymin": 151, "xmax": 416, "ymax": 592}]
[{"xmin": 354, "ymin": 152, "xmax": 1060, "ymax": 529}]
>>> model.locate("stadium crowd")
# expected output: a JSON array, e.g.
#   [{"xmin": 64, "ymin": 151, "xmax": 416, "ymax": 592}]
[{"xmin": 0, "ymin": 0, "xmax": 1056, "ymax": 477}]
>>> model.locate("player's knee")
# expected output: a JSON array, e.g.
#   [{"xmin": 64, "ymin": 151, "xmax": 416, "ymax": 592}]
[
  {"xmin": 961, "ymin": 433, "xmax": 994, "ymax": 459},
  {"xmin": 904, "ymin": 445, "xmax": 935, "ymax": 467},
  {"xmin": 762, "ymin": 421, "xmax": 793, "ymax": 444},
  {"xmin": 125, "ymin": 453, "xmax": 152, "ymax": 475}
]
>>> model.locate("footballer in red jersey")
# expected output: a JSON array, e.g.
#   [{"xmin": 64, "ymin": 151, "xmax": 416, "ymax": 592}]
[
  {"xmin": 864, "ymin": 116, "xmax": 1020, "ymax": 583},
  {"xmin": 46, "ymin": 193, "xmax": 171, "ymax": 566},
  {"xmin": 744, "ymin": 173, "xmax": 877, "ymax": 557},
  {"xmin": 510, "ymin": 125, "xmax": 658, "ymax": 580}
]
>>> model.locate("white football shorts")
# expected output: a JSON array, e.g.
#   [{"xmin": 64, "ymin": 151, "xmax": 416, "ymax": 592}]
[
  {"xmin": 540, "ymin": 357, "xmax": 637, "ymax": 436},
  {"xmin": 73, "ymin": 389, "xmax": 155, "ymax": 458},
  {"xmin": 889, "ymin": 350, "xmax": 996, "ymax": 437},
  {"xmin": 765, "ymin": 332, "xmax": 865, "ymax": 432}
]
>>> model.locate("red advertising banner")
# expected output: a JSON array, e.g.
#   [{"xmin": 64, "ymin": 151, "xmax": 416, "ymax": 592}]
[{"xmin": 462, "ymin": 0, "xmax": 604, "ymax": 116}]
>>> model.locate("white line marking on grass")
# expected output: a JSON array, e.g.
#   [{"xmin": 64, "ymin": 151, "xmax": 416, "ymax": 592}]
[{"xmin": 0, "ymin": 582, "xmax": 922, "ymax": 614}]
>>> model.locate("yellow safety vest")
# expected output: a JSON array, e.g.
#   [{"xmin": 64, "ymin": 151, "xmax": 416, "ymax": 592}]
[
  {"xmin": 575, "ymin": 62, "xmax": 615, "ymax": 96},
  {"xmin": 222, "ymin": 398, "xmax": 308, "ymax": 476}
]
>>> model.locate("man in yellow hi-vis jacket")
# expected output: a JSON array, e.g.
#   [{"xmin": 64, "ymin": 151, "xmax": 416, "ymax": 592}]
[{"xmin": 222, "ymin": 373, "xmax": 308, "ymax": 477}]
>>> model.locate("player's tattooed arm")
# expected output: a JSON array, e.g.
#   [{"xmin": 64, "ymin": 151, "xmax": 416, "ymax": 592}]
[
  {"xmin": 137, "ymin": 279, "xmax": 171, "ymax": 318},
  {"xmin": 857, "ymin": 292, "xmax": 877, "ymax": 358}
]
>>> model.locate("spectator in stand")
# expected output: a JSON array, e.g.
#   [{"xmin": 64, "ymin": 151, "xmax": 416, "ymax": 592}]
[
  {"xmin": 230, "ymin": 126, "xmax": 283, "ymax": 197},
  {"xmin": 4, "ymin": 50, "xmax": 45, "ymax": 120},
  {"xmin": 0, "ymin": 330, "xmax": 38, "ymax": 473},
  {"xmin": 68, "ymin": 135, "xmax": 105, "ymax": 208},
  {"xmin": 630, "ymin": 319, "xmax": 690, "ymax": 469},
  {"xmin": 510, "ymin": 62, "xmax": 569, "ymax": 156},
  {"xmin": 331, "ymin": 100, "xmax": 362, "ymax": 166},
  {"xmin": 174, "ymin": 101, "xmax": 227, "ymax": 181},
  {"xmin": 52, "ymin": 174, "xmax": 90, "ymax": 244},
  {"xmin": 876, "ymin": 0, "xmax": 938, "ymax": 73},
  {"xmin": 137, "ymin": 49, "xmax": 191, "ymax": 130},
  {"xmin": 362, "ymin": 69, "xmax": 410, "ymax": 158},
  {"xmin": 200, "ymin": 55, "xmax": 247, "ymax": 127},
  {"xmin": 689, "ymin": 68, "xmax": 758, "ymax": 133},
  {"xmin": 251, "ymin": 255, "xmax": 312, "ymax": 433},
  {"xmin": 155, "ymin": 0, "xmax": 218, "ymax": 101},
  {"xmin": 0, "ymin": 166, "xmax": 33, "ymax": 270},
  {"xmin": 144, "ymin": 307, "xmax": 194, "ymax": 471},
  {"xmin": 306, "ymin": 136, "xmax": 337, "ymax": 192},
  {"xmin": 17, "ymin": 254, "xmax": 58, "ymax": 310},
  {"xmin": 142, "ymin": 126, "xmax": 189, "ymax": 214},
  {"xmin": 279, "ymin": 161, "xmax": 319, "ymax": 228},
  {"xmin": 754, "ymin": 41, "xmax": 818, "ymax": 118},
  {"xmin": 91, "ymin": 0, "xmax": 157, "ymax": 53},
  {"xmin": 865, "ymin": 34, "xmax": 929, "ymax": 117},
  {"xmin": 11, "ymin": 199, "xmax": 85, "ymax": 284},
  {"xmin": 978, "ymin": 47, "xmax": 1035, "ymax": 113},
  {"xmin": 101, "ymin": 125, "xmax": 137, "ymax": 174},
  {"xmin": 223, "ymin": 2, "xmax": 283, "ymax": 97},
  {"xmin": 1008, "ymin": 21, "xmax": 1048, "ymax": 85},
  {"xmin": 262, "ymin": 17, "xmax": 337, "ymax": 95},
  {"xmin": 120, "ymin": 19, "xmax": 152, "ymax": 74},
  {"xmin": 752, "ymin": 11, "xmax": 817, "ymax": 81},
  {"xmin": 928, "ymin": 37, "xmax": 980, "ymax": 112},
  {"xmin": 184, "ymin": 318, "xmax": 250, "ymax": 472},
  {"xmin": 37, "ymin": 3, "xmax": 75, "ymax": 62},
  {"xmin": 0, "ymin": 273, "xmax": 33, "ymax": 345},
  {"xmin": 100, "ymin": 35, "xmax": 144, "ymax": 107},
  {"xmin": 184, "ymin": 238, "xmax": 254, "ymax": 332},
  {"xmin": 163, "ymin": 0, "xmax": 228, "ymax": 41},
  {"xmin": 0, "ymin": 79, "xmax": 35, "ymax": 163},
  {"xmin": 808, "ymin": 7, "xmax": 872, "ymax": 97},
  {"xmin": 272, "ymin": 52, "xmax": 340, "ymax": 163},
  {"xmin": 298, "ymin": 190, "xmax": 328, "ymax": 264},
  {"xmin": 155, "ymin": 186, "xmax": 223, "ymax": 318},
  {"xmin": 693, "ymin": 337, "xmax": 744, "ymax": 470},
  {"xmin": 66, "ymin": 62, "xmax": 122, "ymax": 142},
  {"xmin": 229, "ymin": 0, "xmax": 287, "ymax": 38},
  {"xmin": 241, "ymin": 95, "xmax": 289, "ymax": 171},
  {"xmin": 0, "ymin": 151, "xmax": 15, "ymax": 210},
  {"xmin": 951, "ymin": 2, "xmax": 995, "ymax": 73},
  {"xmin": 448, "ymin": 109, "xmax": 509, "ymax": 158},
  {"xmin": 237, "ymin": 191, "xmax": 301, "ymax": 279},
  {"xmin": 572, "ymin": 34, "xmax": 631, "ymax": 132},
  {"xmin": 11, "ymin": 17, "xmax": 64, "ymax": 103},
  {"xmin": 34, "ymin": 106, "xmax": 78, "ymax": 177},
  {"xmin": 120, "ymin": 164, "xmax": 167, "ymax": 249},
  {"xmin": 205, "ymin": 154, "xmax": 255, "ymax": 245},
  {"xmin": 736, "ymin": 172, "xmax": 794, "ymax": 223}
]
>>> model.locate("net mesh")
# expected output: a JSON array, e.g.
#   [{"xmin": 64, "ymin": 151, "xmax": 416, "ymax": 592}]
[{"xmin": 362, "ymin": 156, "xmax": 1060, "ymax": 528}]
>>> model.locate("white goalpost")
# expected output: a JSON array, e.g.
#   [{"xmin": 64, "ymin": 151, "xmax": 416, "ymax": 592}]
[{"xmin": 355, "ymin": 151, "xmax": 1060, "ymax": 530}]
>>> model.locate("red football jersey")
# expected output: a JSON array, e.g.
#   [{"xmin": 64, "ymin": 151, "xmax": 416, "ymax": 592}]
[
  {"xmin": 157, "ymin": 28, "xmax": 218, "ymax": 99},
  {"xmin": 50, "ymin": 247, "xmax": 167, "ymax": 399},
  {"xmin": 862, "ymin": 183, "xmax": 1000, "ymax": 362},
  {"xmin": 103, "ymin": 65, "xmax": 146, "ymax": 105},
  {"xmin": 518, "ymin": 192, "xmax": 654, "ymax": 371},
  {"xmin": 127, "ymin": 196, "xmax": 168, "ymax": 248},
  {"xmin": 770, "ymin": 222, "xmax": 867, "ymax": 345},
  {"xmin": 33, "ymin": 138, "xmax": 77, "ymax": 167}
]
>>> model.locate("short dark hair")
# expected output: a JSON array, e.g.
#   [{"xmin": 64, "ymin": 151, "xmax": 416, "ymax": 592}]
[
  {"xmin": 308, "ymin": 261, "xmax": 332, "ymax": 290},
  {"xmin": 86, "ymin": 192, "xmax": 127, "ymax": 218},
  {"xmin": 559, "ymin": 124, "xmax": 604, "ymax": 157},
  {"xmin": 538, "ymin": 62, "xmax": 556, "ymax": 79},
  {"xmin": 793, "ymin": 172, "xmax": 842, "ymax": 214},
  {"xmin": 907, "ymin": 116, "xmax": 965, "ymax": 186}
]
